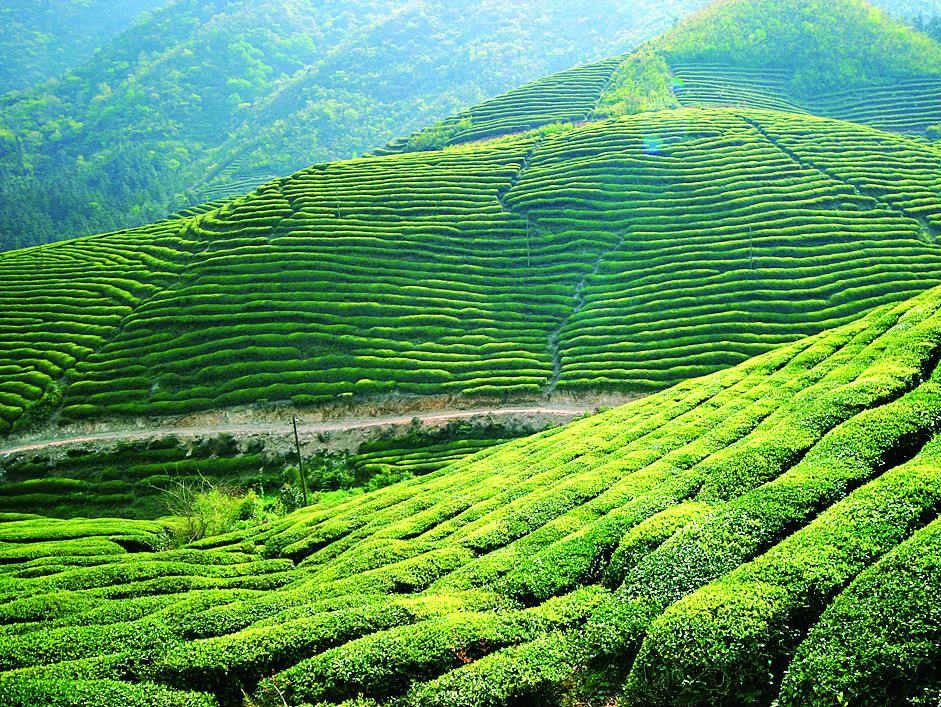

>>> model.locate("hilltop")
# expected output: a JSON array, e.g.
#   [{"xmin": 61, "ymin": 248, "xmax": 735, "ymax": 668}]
[
  {"xmin": 4, "ymin": 0, "xmax": 937, "ymax": 252},
  {"xmin": 661, "ymin": 0, "xmax": 941, "ymax": 93},
  {"xmin": 0, "ymin": 0, "xmax": 710, "ymax": 251},
  {"xmin": 3, "ymin": 277, "xmax": 941, "ymax": 705},
  {"xmin": 394, "ymin": 0, "xmax": 941, "ymax": 152}
]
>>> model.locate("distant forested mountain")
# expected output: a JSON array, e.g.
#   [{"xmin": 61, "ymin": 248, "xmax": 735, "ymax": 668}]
[
  {"xmin": 0, "ymin": 0, "xmax": 171, "ymax": 94},
  {"xmin": 0, "ymin": 0, "xmax": 711, "ymax": 251}
]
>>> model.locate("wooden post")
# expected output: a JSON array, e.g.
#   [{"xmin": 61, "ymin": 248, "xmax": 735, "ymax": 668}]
[{"xmin": 293, "ymin": 416, "xmax": 309, "ymax": 507}]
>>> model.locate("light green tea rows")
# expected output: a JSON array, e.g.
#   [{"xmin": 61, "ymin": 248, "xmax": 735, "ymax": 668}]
[
  {"xmin": 503, "ymin": 108, "xmax": 941, "ymax": 390},
  {"xmin": 670, "ymin": 61, "xmax": 941, "ymax": 135},
  {"xmin": 0, "ymin": 220, "xmax": 204, "ymax": 434},
  {"xmin": 2, "ymin": 108, "xmax": 941, "ymax": 427},
  {"xmin": 378, "ymin": 57, "xmax": 625, "ymax": 154},
  {"xmin": 670, "ymin": 62, "xmax": 805, "ymax": 113},
  {"xmin": 4, "ymin": 284, "xmax": 941, "ymax": 705},
  {"xmin": 56, "ymin": 136, "xmax": 595, "ymax": 422}
]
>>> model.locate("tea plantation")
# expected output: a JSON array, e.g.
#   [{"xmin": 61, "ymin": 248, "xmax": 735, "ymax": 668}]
[
  {"xmin": 376, "ymin": 56, "xmax": 628, "ymax": 154},
  {"xmin": 0, "ymin": 108, "xmax": 938, "ymax": 436},
  {"xmin": 3, "ymin": 0, "xmax": 941, "ymax": 703},
  {"xmin": 2, "ymin": 0, "xmax": 941, "ymax": 438},
  {"xmin": 4, "ymin": 281, "xmax": 941, "ymax": 705},
  {"xmin": 0, "ymin": 219, "xmax": 205, "ymax": 435},
  {"xmin": 383, "ymin": 0, "xmax": 941, "ymax": 156},
  {"xmin": 670, "ymin": 62, "xmax": 941, "ymax": 134}
]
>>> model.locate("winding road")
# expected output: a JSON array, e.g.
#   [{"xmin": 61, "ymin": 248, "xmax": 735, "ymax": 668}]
[{"xmin": 0, "ymin": 405, "xmax": 596, "ymax": 457}]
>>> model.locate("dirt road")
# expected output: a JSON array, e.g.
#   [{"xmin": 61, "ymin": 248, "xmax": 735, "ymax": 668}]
[{"xmin": 0, "ymin": 405, "xmax": 594, "ymax": 458}]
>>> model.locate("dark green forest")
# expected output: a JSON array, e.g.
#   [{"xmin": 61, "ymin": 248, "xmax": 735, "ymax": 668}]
[{"xmin": 914, "ymin": 12, "xmax": 941, "ymax": 38}]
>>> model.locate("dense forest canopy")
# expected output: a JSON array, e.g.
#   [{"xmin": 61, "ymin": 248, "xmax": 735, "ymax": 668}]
[
  {"xmin": 914, "ymin": 12, "xmax": 941, "ymax": 38},
  {"xmin": 0, "ymin": 0, "xmax": 171, "ymax": 94}
]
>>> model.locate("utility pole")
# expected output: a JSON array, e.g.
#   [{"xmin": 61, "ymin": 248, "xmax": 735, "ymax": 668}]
[{"xmin": 293, "ymin": 416, "xmax": 309, "ymax": 507}]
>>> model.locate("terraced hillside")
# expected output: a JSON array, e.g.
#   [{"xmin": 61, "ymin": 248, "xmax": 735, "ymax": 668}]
[
  {"xmin": 390, "ymin": 0, "xmax": 941, "ymax": 150},
  {"xmin": 0, "ymin": 220, "xmax": 205, "ymax": 436},
  {"xmin": 0, "ymin": 107, "xmax": 935, "ymax": 434},
  {"xmin": 654, "ymin": 0, "xmax": 941, "ymax": 135},
  {"xmin": 669, "ymin": 62, "xmax": 941, "ymax": 134},
  {"xmin": 3, "ymin": 0, "xmax": 940, "ymax": 446},
  {"xmin": 1, "ymin": 0, "xmax": 715, "ymax": 251},
  {"xmin": 376, "ymin": 56, "xmax": 627, "ymax": 154},
  {"xmin": 4, "ymin": 281, "xmax": 941, "ymax": 705}
]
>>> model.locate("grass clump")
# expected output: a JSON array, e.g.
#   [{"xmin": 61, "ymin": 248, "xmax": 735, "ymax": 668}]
[{"xmin": 162, "ymin": 477, "xmax": 271, "ymax": 546}]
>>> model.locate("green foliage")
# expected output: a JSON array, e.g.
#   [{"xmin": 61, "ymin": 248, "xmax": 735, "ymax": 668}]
[
  {"xmin": 386, "ymin": 58, "xmax": 623, "ymax": 155},
  {"xmin": 0, "ymin": 0, "xmax": 699, "ymax": 251},
  {"xmin": 254, "ymin": 588, "xmax": 605, "ymax": 705},
  {"xmin": 0, "ymin": 432, "xmax": 286, "ymax": 520},
  {"xmin": 405, "ymin": 118, "xmax": 473, "ymax": 152},
  {"xmin": 778, "ymin": 516, "xmax": 941, "ymax": 706},
  {"xmin": 6, "ymin": 8, "xmax": 941, "ymax": 702},
  {"xmin": 622, "ymin": 428, "xmax": 941, "ymax": 705},
  {"xmin": 0, "ymin": 0, "xmax": 168, "ymax": 94},
  {"xmin": 913, "ymin": 12, "xmax": 941, "ymax": 42},
  {"xmin": 4, "ymin": 108, "xmax": 941, "ymax": 437},
  {"xmin": 593, "ymin": 49, "xmax": 679, "ymax": 118},
  {"xmin": 664, "ymin": 61, "xmax": 941, "ymax": 135},
  {"xmin": 163, "ymin": 479, "xmax": 268, "ymax": 545},
  {"xmin": 0, "ymin": 677, "xmax": 217, "ymax": 707},
  {"xmin": 0, "ymin": 422, "xmax": 533, "ymax": 520},
  {"xmin": 5, "ymin": 285, "xmax": 941, "ymax": 702},
  {"xmin": 661, "ymin": 0, "xmax": 941, "ymax": 94}
]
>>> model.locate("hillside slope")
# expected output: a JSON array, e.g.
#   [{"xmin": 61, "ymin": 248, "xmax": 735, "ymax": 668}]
[
  {"xmin": 4, "ymin": 280, "xmax": 941, "ymax": 705},
  {"xmin": 390, "ymin": 0, "xmax": 941, "ymax": 154},
  {"xmin": 0, "ymin": 0, "xmax": 711, "ymax": 251},
  {"xmin": 0, "ymin": 0, "xmax": 170, "ymax": 94},
  {"xmin": 627, "ymin": 0, "xmax": 941, "ymax": 136},
  {"xmin": 2, "ymin": 107, "xmax": 941, "ymax": 437}
]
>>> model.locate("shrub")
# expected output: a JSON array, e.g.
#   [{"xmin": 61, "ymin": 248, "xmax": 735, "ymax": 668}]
[
  {"xmin": 254, "ymin": 588, "xmax": 605, "ymax": 705},
  {"xmin": 622, "ymin": 431, "xmax": 941, "ymax": 706},
  {"xmin": 405, "ymin": 118, "xmax": 474, "ymax": 152},
  {"xmin": 162, "ymin": 479, "xmax": 268, "ymax": 545},
  {"xmin": 777, "ymin": 516, "xmax": 941, "ymax": 707}
]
